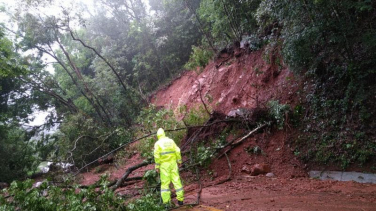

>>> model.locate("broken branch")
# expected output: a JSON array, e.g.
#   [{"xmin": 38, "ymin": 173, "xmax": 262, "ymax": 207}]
[
  {"xmin": 111, "ymin": 160, "xmax": 151, "ymax": 190},
  {"xmin": 218, "ymin": 123, "xmax": 267, "ymax": 159},
  {"xmin": 215, "ymin": 152, "xmax": 232, "ymax": 186},
  {"xmin": 195, "ymin": 166, "xmax": 202, "ymax": 205},
  {"xmin": 197, "ymin": 79, "xmax": 211, "ymax": 116}
]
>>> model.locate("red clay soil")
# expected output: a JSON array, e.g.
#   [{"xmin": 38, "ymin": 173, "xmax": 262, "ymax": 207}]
[
  {"xmin": 78, "ymin": 49, "xmax": 376, "ymax": 210},
  {"xmin": 151, "ymin": 49, "xmax": 300, "ymax": 117}
]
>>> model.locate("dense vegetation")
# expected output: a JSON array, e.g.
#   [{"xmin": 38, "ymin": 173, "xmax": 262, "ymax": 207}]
[{"xmin": 1, "ymin": 0, "xmax": 375, "ymax": 209}]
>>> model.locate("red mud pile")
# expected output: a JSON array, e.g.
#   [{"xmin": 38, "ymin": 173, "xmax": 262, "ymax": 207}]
[
  {"xmin": 152, "ymin": 50, "xmax": 299, "ymax": 116},
  {"xmin": 152, "ymin": 49, "xmax": 307, "ymax": 179}
]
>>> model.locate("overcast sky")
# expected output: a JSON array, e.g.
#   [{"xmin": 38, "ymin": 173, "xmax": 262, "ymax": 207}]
[{"xmin": 0, "ymin": 0, "xmax": 15, "ymax": 23}]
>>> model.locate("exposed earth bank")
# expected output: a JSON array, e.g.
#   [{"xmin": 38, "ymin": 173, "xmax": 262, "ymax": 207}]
[{"xmin": 150, "ymin": 49, "xmax": 376, "ymax": 210}]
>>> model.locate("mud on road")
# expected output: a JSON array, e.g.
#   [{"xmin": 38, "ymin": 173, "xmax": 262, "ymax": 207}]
[
  {"xmin": 78, "ymin": 147, "xmax": 376, "ymax": 211},
  {"xmin": 180, "ymin": 175, "xmax": 376, "ymax": 211}
]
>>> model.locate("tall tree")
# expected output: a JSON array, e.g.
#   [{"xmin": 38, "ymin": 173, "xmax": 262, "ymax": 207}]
[
  {"xmin": 198, "ymin": 0, "xmax": 261, "ymax": 48},
  {"xmin": 0, "ymin": 28, "xmax": 38, "ymax": 182}
]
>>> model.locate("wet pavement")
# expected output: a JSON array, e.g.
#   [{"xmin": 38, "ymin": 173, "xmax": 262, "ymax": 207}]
[{"xmin": 309, "ymin": 171, "xmax": 376, "ymax": 184}]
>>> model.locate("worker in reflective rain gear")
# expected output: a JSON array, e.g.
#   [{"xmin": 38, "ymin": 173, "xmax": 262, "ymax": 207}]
[{"xmin": 154, "ymin": 128, "xmax": 184, "ymax": 206}]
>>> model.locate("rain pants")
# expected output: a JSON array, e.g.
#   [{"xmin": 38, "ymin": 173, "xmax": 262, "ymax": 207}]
[{"xmin": 154, "ymin": 128, "xmax": 184, "ymax": 204}]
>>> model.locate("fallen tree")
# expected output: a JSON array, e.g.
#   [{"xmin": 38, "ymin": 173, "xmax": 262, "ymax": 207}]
[
  {"xmin": 44, "ymin": 108, "xmax": 272, "ymax": 200},
  {"xmin": 111, "ymin": 160, "xmax": 151, "ymax": 191}
]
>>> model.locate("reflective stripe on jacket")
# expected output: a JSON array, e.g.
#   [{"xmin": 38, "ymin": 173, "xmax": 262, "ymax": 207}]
[{"xmin": 154, "ymin": 132, "xmax": 181, "ymax": 169}]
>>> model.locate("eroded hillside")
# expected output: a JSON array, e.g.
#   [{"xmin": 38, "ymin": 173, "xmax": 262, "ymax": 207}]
[
  {"xmin": 151, "ymin": 48, "xmax": 307, "ymax": 178},
  {"xmin": 147, "ymin": 49, "xmax": 376, "ymax": 210},
  {"xmin": 152, "ymin": 49, "xmax": 300, "ymax": 117}
]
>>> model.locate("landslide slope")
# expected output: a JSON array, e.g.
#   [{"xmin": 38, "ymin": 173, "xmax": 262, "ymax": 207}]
[
  {"xmin": 152, "ymin": 49, "xmax": 299, "ymax": 117},
  {"xmin": 152, "ymin": 49, "xmax": 306, "ymax": 179},
  {"xmin": 149, "ymin": 48, "xmax": 376, "ymax": 211}
]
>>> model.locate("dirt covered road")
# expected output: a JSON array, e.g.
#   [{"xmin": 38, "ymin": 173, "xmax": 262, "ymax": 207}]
[
  {"xmin": 77, "ymin": 144, "xmax": 376, "ymax": 211},
  {"xmin": 179, "ymin": 175, "xmax": 376, "ymax": 211},
  {"xmin": 79, "ymin": 155, "xmax": 376, "ymax": 211}
]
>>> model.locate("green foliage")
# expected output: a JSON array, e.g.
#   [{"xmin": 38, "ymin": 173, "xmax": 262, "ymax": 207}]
[
  {"xmin": 290, "ymin": 104, "xmax": 303, "ymax": 127},
  {"xmin": 184, "ymin": 46, "xmax": 214, "ymax": 72},
  {"xmin": 257, "ymin": 0, "xmax": 376, "ymax": 167},
  {"xmin": 0, "ymin": 175, "xmax": 167, "ymax": 210},
  {"xmin": 176, "ymin": 105, "xmax": 221, "ymax": 168},
  {"xmin": 80, "ymin": 0, "xmax": 203, "ymax": 97},
  {"xmin": 296, "ymin": 133, "xmax": 376, "ymax": 169},
  {"xmin": 142, "ymin": 169, "xmax": 159, "ymax": 194},
  {"xmin": 0, "ymin": 30, "xmax": 26, "ymax": 79},
  {"xmin": 0, "ymin": 29, "xmax": 30, "ymax": 121},
  {"xmin": 0, "ymin": 178, "xmax": 126, "ymax": 210},
  {"xmin": 135, "ymin": 105, "xmax": 185, "ymax": 159},
  {"xmin": 179, "ymin": 105, "xmax": 211, "ymax": 127},
  {"xmin": 0, "ymin": 125, "xmax": 37, "ymax": 183},
  {"xmin": 257, "ymin": 0, "xmax": 376, "ymax": 116},
  {"xmin": 0, "ymin": 28, "xmax": 60, "ymax": 183},
  {"xmin": 267, "ymin": 100, "xmax": 290, "ymax": 130},
  {"xmin": 136, "ymin": 105, "xmax": 183, "ymax": 136},
  {"xmin": 198, "ymin": 0, "xmax": 262, "ymax": 45},
  {"xmin": 190, "ymin": 131, "xmax": 228, "ymax": 168},
  {"xmin": 148, "ymin": 0, "xmax": 203, "ymax": 83},
  {"xmin": 57, "ymin": 113, "xmax": 133, "ymax": 167},
  {"xmin": 195, "ymin": 145, "xmax": 214, "ymax": 167},
  {"xmin": 243, "ymin": 34, "xmax": 263, "ymax": 51},
  {"xmin": 127, "ymin": 193, "xmax": 164, "ymax": 211},
  {"xmin": 296, "ymin": 77, "xmax": 376, "ymax": 168},
  {"xmin": 136, "ymin": 104, "xmax": 214, "ymax": 167}
]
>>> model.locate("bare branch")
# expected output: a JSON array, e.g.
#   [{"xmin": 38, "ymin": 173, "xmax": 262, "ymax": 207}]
[
  {"xmin": 111, "ymin": 160, "xmax": 151, "ymax": 190},
  {"xmin": 195, "ymin": 166, "xmax": 202, "ymax": 204},
  {"xmin": 52, "ymin": 176, "xmax": 143, "ymax": 189},
  {"xmin": 73, "ymin": 132, "xmax": 156, "ymax": 175},
  {"xmin": 83, "ymin": 130, "xmax": 117, "ymax": 157},
  {"xmin": 218, "ymin": 123, "xmax": 267, "ymax": 159},
  {"xmin": 197, "ymin": 79, "xmax": 211, "ymax": 116},
  {"xmin": 55, "ymin": 35, "xmax": 113, "ymax": 126},
  {"xmin": 67, "ymin": 135, "xmax": 95, "ymax": 164},
  {"xmin": 215, "ymin": 152, "xmax": 232, "ymax": 186}
]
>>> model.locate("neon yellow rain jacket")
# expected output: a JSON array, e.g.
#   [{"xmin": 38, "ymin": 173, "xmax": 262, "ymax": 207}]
[{"xmin": 154, "ymin": 128, "xmax": 184, "ymax": 204}]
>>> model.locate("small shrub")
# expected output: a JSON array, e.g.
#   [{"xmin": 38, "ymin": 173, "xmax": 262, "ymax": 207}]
[
  {"xmin": 189, "ymin": 131, "xmax": 228, "ymax": 168},
  {"xmin": 127, "ymin": 193, "xmax": 164, "ymax": 211},
  {"xmin": 267, "ymin": 100, "xmax": 290, "ymax": 129},
  {"xmin": 143, "ymin": 169, "xmax": 159, "ymax": 188},
  {"xmin": 242, "ymin": 35, "xmax": 263, "ymax": 51},
  {"xmin": 184, "ymin": 46, "xmax": 214, "ymax": 72},
  {"xmin": 245, "ymin": 145, "xmax": 263, "ymax": 155},
  {"xmin": 135, "ymin": 105, "xmax": 185, "ymax": 158},
  {"xmin": 0, "ymin": 178, "xmax": 126, "ymax": 211},
  {"xmin": 179, "ymin": 105, "xmax": 211, "ymax": 126}
]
